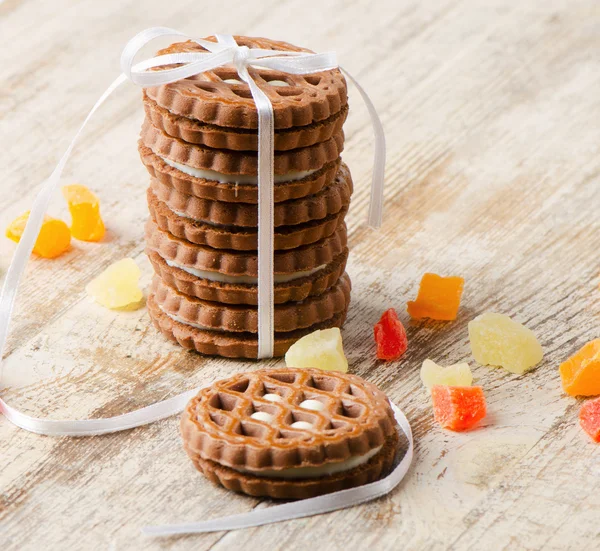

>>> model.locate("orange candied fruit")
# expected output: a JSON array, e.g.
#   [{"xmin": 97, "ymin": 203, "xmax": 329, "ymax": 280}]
[
  {"xmin": 407, "ymin": 273, "xmax": 464, "ymax": 321},
  {"xmin": 62, "ymin": 184, "xmax": 105, "ymax": 242},
  {"xmin": 559, "ymin": 339, "xmax": 600, "ymax": 397},
  {"xmin": 5, "ymin": 211, "xmax": 71, "ymax": 259},
  {"xmin": 431, "ymin": 385, "xmax": 487, "ymax": 432},
  {"xmin": 580, "ymin": 397, "xmax": 600, "ymax": 443}
]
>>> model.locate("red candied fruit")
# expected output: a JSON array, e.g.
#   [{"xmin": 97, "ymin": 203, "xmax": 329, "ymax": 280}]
[
  {"xmin": 431, "ymin": 385, "xmax": 487, "ymax": 431},
  {"xmin": 374, "ymin": 308, "xmax": 408, "ymax": 361},
  {"xmin": 580, "ymin": 397, "xmax": 600, "ymax": 443}
]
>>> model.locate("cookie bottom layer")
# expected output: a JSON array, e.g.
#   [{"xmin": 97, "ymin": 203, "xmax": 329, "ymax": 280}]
[
  {"xmin": 147, "ymin": 294, "xmax": 348, "ymax": 358},
  {"xmin": 185, "ymin": 431, "xmax": 400, "ymax": 500}
]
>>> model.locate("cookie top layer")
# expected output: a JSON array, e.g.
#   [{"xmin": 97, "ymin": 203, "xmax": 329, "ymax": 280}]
[
  {"xmin": 180, "ymin": 368, "xmax": 397, "ymax": 471},
  {"xmin": 145, "ymin": 37, "xmax": 348, "ymax": 130}
]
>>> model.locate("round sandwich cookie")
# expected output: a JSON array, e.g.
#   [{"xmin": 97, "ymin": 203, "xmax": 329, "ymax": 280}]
[
  {"xmin": 143, "ymin": 92, "xmax": 349, "ymax": 152},
  {"xmin": 145, "ymin": 37, "xmax": 348, "ymax": 130},
  {"xmin": 150, "ymin": 272, "xmax": 351, "ymax": 333},
  {"xmin": 140, "ymin": 118, "xmax": 344, "ymax": 177},
  {"xmin": 147, "ymin": 187, "xmax": 348, "ymax": 251},
  {"xmin": 147, "ymin": 296, "xmax": 348, "ymax": 358},
  {"xmin": 180, "ymin": 368, "xmax": 400, "ymax": 498},
  {"xmin": 146, "ymin": 164, "xmax": 352, "ymax": 228},
  {"xmin": 140, "ymin": 142, "xmax": 342, "ymax": 204},
  {"xmin": 146, "ymin": 247, "xmax": 348, "ymax": 305},
  {"xmin": 144, "ymin": 217, "xmax": 348, "ymax": 279}
]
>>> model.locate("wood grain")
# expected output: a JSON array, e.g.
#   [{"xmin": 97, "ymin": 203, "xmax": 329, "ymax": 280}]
[{"xmin": 1, "ymin": 0, "xmax": 599, "ymax": 549}]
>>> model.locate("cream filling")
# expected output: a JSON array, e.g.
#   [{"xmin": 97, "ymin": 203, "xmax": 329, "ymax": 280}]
[
  {"xmin": 170, "ymin": 207, "xmax": 235, "ymax": 227},
  {"xmin": 161, "ymin": 156, "xmax": 318, "ymax": 184},
  {"xmin": 233, "ymin": 445, "xmax": 383, "ymax": 479},
  {"xmin": 165, "ymin": 258, "xmax": 326, "ymax": 284},
  {"xmin": 164, "ymin": 311, "xmax": 223, "ymax": 332}
]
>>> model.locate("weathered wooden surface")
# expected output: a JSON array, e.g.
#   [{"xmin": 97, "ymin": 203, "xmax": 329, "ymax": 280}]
[{"xmin": 1, "ymin": 0, "xmax": 599, "ymax": 549}]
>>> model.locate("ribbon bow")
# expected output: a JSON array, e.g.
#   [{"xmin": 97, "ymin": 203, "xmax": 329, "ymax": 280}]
[{"xmin": 120, "ymin": 27, "xmax": 386, "ymax": 357}]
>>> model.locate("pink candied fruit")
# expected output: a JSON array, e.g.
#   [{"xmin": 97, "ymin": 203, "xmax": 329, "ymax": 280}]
[
  {"xmin": 580, "ymin": 397, "xmax": 600, "ymax": 443},
  {"xmin": 431, "ymin": 385, "xmax": 487, "ymax": 432},
  {"xmin": 374, "ymin": 308, "xmax": 408, "ymax": 361}
]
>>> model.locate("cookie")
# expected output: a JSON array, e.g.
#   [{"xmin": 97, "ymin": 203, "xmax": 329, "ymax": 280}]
[
  {"xmin": 180, "ymin": 368, "xmax": 400, "ymax": 497},
  {"xmin": 147, "ymin": 295, "xmax": 348, "ymax": 358},
  {"xmin": 146, "ymin": 37, "xmax": 347, "ymax": 129},
  {"xmin": 147, "ymin": 164, "xmax": 352, "ymax": 227},
  {"xmin": 148, "ymin": 187, "xmax": 348, "ymax": 250},
  {"xmin": 147, "ymin": 248, "xmax": 348, "ymax": 305},
  {"xmin": 150, "ymin": 272, "xmax": 351, "ymax": 333},
  {"xmin": 140, "ymin": 118, "xmax": 344, "ymax": 177},
  {"xmin": 144, "ymin": 217, "xmax": 348, "ymax": 277},
  {"xmin": 139, "ymin": 143, "xmax": 342, "ymax": 204},
  {"xmin": 143, "ymin": 93, "xmax": 349, "ymax": 152}
]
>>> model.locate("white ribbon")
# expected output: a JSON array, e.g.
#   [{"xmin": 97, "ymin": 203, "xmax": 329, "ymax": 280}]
[{"xmin": 0, "ymin": 27, "xmax": 396, "ymax": 533}]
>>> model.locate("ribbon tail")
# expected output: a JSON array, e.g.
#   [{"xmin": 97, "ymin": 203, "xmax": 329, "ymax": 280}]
[
  {"xmin": 0, "ymin": 389, "xmax": 197, "ymax": 437},
  {"xmin": 0, "ymin": 74, "xmax": 127, "ymax": 407},
  {"xmin": 141, "ymin": 403, "xmax": 413, "ymax": 536},
  {"xmin": 340, "ymin": 69, "xmax": 386, "ymax": 229}
]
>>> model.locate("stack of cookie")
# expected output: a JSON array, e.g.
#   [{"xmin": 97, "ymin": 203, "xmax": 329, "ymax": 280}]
[{"xmin": 139, "ymin": 36, "xmax": 353, "ymax": 358}]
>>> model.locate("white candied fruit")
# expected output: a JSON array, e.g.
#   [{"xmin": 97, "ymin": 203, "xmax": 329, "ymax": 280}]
[
  {"xmin": 285, "ymin": 328, "xmax": 348, "ymax": 373},
  {"xmin": 85, "ymin": 258, "xmax": 143, "ymax": 310},
  {"xmin": 420, "ymin": 359, "xmax": 473, "ymax": 390}
]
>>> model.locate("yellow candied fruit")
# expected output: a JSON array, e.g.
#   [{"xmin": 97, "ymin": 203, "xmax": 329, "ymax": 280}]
[
  {"xmin": 420, "ymin": 359, "xmax": 473, "ymax": 390},
  {"xmin": 468, "ymin": 312, "xmax": 543, "ymax": 374},
  {"xmin": 285, "ymin": 327, "xmax": 348, "ymax": 373},
  {"xmin": 6, "ymin": 211, "xmax": 71, "ymax": 259},
  {"xmin": 62, "ymin": 184, "xmax": 105, "ymax": 242},
  {"xmin": 86, "ymin": 258, "xmax": 144, "ymax": 310}
]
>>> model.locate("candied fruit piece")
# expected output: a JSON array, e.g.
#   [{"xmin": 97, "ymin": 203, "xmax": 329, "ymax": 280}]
[
  {"xmin": 6, "ymin": 211, "xmax": 71, "ymax": 259},
  {"xmin": 431, "ymin": 385, "xmax": 487, "ymax": 431},
  {"xmin": 580, "ymin": 397, "xmax": 600, "ymax": 442},
  {"xmin": 374, "ymin": 308, "xmax": 408, "ymax": 361},
  {"xmin": 559, "ymin": 339, "xmax": 600, "ymax": 397},
  {"xmin": 285, "ymin": 327, "xmax": 348, "ymax": 373},
  {"xmin": 62, "ymin": 184, "xmax": 105, "ymax": 242},
  {"xmin": 86, "ymin": 258, "xmax": 143, "ymax": 310},
  {"xmin": 468, "ymin": 312, "xmax": 543, "ymax": 374},
  {"xmin": 407, "ymin": 273, "xmax": 464, "ymax": 321},
  {"xmin": 420, "ymin": 359, "xmax": 473, "ymax": 390}
]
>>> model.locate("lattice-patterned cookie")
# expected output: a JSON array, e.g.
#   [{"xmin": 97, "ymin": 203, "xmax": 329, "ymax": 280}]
[
  {"xmin": 180, "ymin": 368, "xmax": 399, "ymax": 498},
  {"xmin": 146, "ymin": 37, "xmax": 348, "ymax": 130}
]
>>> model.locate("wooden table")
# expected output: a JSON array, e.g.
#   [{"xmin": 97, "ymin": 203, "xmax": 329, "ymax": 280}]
[{"xmin": 1, "ymin": 0, "xmax": 599, "ymax": 549}]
